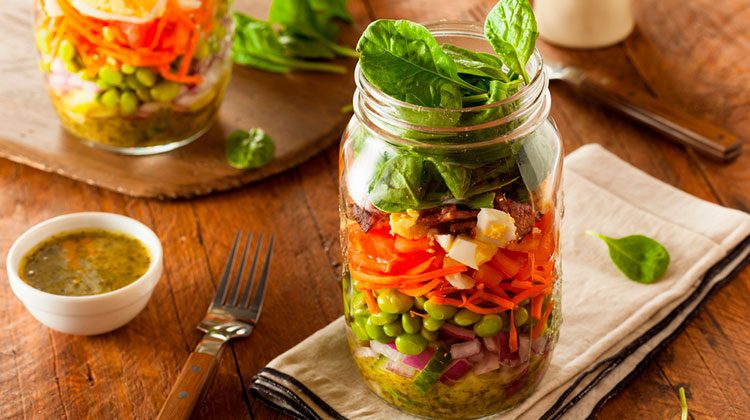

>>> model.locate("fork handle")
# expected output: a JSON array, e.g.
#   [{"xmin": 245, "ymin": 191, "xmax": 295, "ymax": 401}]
[
  {"xmin": 157, "ymin": 351, "xmax": 221, "ymax": 420},
  {"xmin": 565, "ymin": 73, "xmax": 742, "ymax": 161}
]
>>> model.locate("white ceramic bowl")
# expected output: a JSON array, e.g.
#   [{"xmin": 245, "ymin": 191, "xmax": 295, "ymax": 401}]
[{"xmin": 6, "ymin": 212, "xmax": 163, "ymax": 335}]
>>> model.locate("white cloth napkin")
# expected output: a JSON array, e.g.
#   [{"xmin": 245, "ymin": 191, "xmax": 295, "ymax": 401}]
[{"xmin": 250, "ymin": 144, "xmax": 750, "ymax": 419}]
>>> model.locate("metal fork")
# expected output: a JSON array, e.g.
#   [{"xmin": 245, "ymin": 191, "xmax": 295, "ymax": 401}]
[{"xmin": 158, "ymin": 232, "xmax": 275, "ymax": 420}]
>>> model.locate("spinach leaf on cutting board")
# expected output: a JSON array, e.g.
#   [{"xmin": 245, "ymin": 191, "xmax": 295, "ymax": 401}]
[{"xmin": 588, "ymin": 231, "xmax": 671, "ymax": 283}]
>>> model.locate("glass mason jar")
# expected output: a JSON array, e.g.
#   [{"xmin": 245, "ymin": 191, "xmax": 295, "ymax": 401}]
[
  {"xmin": 33, "ymin": 0, "xmax": 233, "ymax": 155},
  {"xmin": 339, "ymin": 22, "xmax": 563, "ymax": 419}
]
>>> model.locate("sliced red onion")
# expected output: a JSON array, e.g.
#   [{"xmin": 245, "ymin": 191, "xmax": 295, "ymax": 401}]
[
  {"xmin": 370, "ymin": 341, "xmax": 405, "ymax": 362},
  {"xmin": 467, "ymin": 352, "xmax": 485, "ymax": 363},
  {"xmin": 354, "ymin": 346, "xmax": 379, "ymax": 359},
  {"xmin": 518, "ymin": 336, "xmax": 531, "ymax": 362},
  {"xmin": 531, "ymin": 336, "xmax": 548, "ymax": 355},
  {"xmin": 441, "ymin": 359, "xmax": 473, "ymax": 383},
  {"xmin": 402, "ymin": 347, "xmax": 434, "ymax": 370},
  {"xmin": 386, "ymin": 360, "xmax": 417, "ymax": 378},
  {"xmin": 450, "ymin": 339, "xmax": 481, "ymax": 360},
  {"xmin": 474, "ymin": 351, "xmax": 500, "ymax": 375},
  {"xmin": 441, "ymin": 323, "xmax": 476, "ymax": 341},
  {"xmin": 483, "ymin": 336, "xmax": 498, "ymax": 353}
]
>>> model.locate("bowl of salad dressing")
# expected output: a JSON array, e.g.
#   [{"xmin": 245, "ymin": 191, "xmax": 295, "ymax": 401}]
[{"xmin": 6, "ymin": 212, "xmax": 163, "ymax": 335}]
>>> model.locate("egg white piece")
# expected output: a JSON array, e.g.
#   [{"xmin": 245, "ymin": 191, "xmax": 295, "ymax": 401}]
[
  {"xmin": 69, "ymin": 0, "xmax": 167, "ymax": 24},
  {"xmin": 476, "ymin": 208, "xmax": 517, "ymax": 247},
  {"xmin": 447, "ymin": 236, "xmax": 497, "ymax": 270},
  {"xmin": 445, "ymin": 273, "xmax": 476, "ymax": 290}
]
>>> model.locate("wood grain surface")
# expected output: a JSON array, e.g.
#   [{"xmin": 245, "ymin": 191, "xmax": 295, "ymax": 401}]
[
  {"xmin": 1, "ymin": 0, "xmax": 749, "ymax": 419},
  {"xmin": 0, "ymin": 0, "xmax": 357, "ymax": 199}
]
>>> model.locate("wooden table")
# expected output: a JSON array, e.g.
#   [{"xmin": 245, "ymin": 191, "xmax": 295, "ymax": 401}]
[{"xmin": 1, "ymin": 0, "xmax": 748, "ymax": 418}]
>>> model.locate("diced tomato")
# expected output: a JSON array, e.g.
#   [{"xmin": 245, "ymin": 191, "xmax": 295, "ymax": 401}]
[
  {"xmin": 489, "ymin": 249, "xmax": 527, "ymax": 278},
  {"xmin": 473, "ymin": 264, "xmax": 504, "ymax": 289},
  {"xmin": 394, "ymin": 236, "xmax": 433, "ymax": 253},
  {"xmin": 118, "ymin": 21, "xmax": 158, "ymax": 49}
]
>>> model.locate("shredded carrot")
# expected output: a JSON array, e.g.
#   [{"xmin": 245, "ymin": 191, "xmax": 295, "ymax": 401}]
[
  {"xmin": 363, "ymin": 290, "xmax": 379, "ymax": 314},
  {"xmin": 400, "ymin": 278, "xmax": 441, "ymax": 297},
  {"xmin": 510, "ymin": 280, "xmax": 534, "ymax": 289},
  {"xmin": 532, "ymin": 299, "xmax": 554, "ymax": 338},
  {"xmin": 409, "ymin": 310, "xmax": 428, "ymax": 319},
  {"xmin": 350, "ymin": 265, "xmax": 467, "ymax": 286},
  {"xmin": 512, "ymin": 285, "xmax": 548, "ymax": 305},
  {"xmin": 404, "ymin": 257, "xmax": 436, "ymax": 275},
  {"xmin": 461, "ymin": 303, "xmax": 507, "ymax": 315},
  {"xmin": 509, "ymin": 310, "xmax": 518, "ymax": 353},
  {"xmin": 531, "ymin": 294, "xmax": 543, "ymax": 320},
  {"xmin": 490, "ymin": 249, "xmax": 526, "ymax": 277}
]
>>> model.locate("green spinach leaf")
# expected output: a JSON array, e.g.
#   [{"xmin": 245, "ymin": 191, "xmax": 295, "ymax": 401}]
[
  {"xmin": 232, "ymin": 13, "xmax": 346, "ymax": 74},
  {"xmin": 309, "ymin": 0, "xmax": 353, "ymax": 23},
  {"xmin": 588, "ymin": 231, "xmax": 671, "ymax": 283},
  {"xmin": 442, "ymin": 43, "xmax": 510, "ymax": 82},
  {"xmin": 226, "ymin": 128, "xmax": 276, "ymax": 169},
  {"xmin": 357, "ymin": 19, "xmax": 484, "ymax": 110},
  {"xmin": 269, "ymin": 0, "xmax": 358, "ymax": 57},
  {"xmin": 367, "ymin": 152, "xmax": 428, "ymax": 212},
  {"xmin": 484, "ymin": 0, "xmax": 538, "ymax": 83}
]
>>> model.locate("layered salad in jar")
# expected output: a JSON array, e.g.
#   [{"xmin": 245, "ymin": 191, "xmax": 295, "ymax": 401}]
[
  {"xmin": 339, "ymin": 1, "xmax": 562, "ymax": 418},
  {"xmin": 34, "ymin": 0, "xmax": 232, "ymax": 151}
]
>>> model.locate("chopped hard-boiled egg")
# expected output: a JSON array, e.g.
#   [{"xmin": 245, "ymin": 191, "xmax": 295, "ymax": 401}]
[
  {"xmin": 445, "ymin": 272, "xmax": 476, "ymax": 290},
  {"xmin": 476, "ymin": 208, "xmax": 517, "ymax": 247},
  {"xmin": 389, "ymin": 210, "xmax": 428, "ymax": 239},
  {"xmin": 447, "ymin": 236, "xmax": 498, "ymax": 270},
  {"xmin": 435, "ymin": 234, "xmax": 455, "ymax": 252},
  {"xmin": 64, "ymin": 0, "xmax": 201, "ymax": 24}
]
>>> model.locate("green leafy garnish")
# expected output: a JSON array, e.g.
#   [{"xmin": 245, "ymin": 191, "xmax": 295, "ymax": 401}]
[
  {"xmin": 442, "ymin": 43, "xmax": 511, "ymax": 83},
  {"xmin": 226, "ymin": 128, "xmax": 275, "ymax": 169},
  {"xmin": 232, "ymin": 13, "xmax": 346, "ymax": 74},
  {"xmin": 679, "ymin": 387, "xmax": 689, "ymax": 420},
  {"xmin": 357, "ymin": 20, "xmax": 483, "ymax": 109},
  {"xmin": 588, "ymin": 231, "xmax": 671, "ymax": 283},
  {"xmin": 484, "ymin": 0, "xmax": 538, "ymax": 83},
  {"xmin": 232, "ymin": 0, "xmax": 356, "ymax": 74}
]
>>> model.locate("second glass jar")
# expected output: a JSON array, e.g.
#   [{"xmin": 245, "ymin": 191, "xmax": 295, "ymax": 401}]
[
  {"xmin": 339, "ymin": 22, "xmax": 564, "ymax": 419},
  {"xmin": 34, "ymin": 0, "xmax": 233, "ymax": 154}
]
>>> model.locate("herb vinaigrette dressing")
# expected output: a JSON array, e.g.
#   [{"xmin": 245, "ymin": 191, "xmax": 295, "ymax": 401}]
[{"xmin": 19, "ymin": 229, "xmax": 150, "ymax": 296}]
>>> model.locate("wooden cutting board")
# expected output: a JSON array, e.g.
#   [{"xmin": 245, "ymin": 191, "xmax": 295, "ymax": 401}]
[{"xmin": 0, "ymin": 0, "xmax": 356, "ymax": 198}]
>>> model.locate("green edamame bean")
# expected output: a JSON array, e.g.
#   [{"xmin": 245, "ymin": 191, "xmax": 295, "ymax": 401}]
[
  {"xmin": 369, "ymin": 312, "xmax": 397, "ymax": 326},
  {"xmin": 99, "ymin": 88, "xmax": 120, "ymax": 108},
  {"xmin": 474, "ymin": 314, "xmax": 503, "ymax": 337},
  {"xmin": 124, "ymin": 75, "xmax": 143, "ymax": 90},
  {"xmin": 150, "ymin": 81, "xmax": 181, "ymax": 103},
  {"xmin": 453, "ymin": 309, "xmax": 482, "ymax": 326},
  {"xmin": 64, "ymin": 60, "xmax": 80, "ymax": 73},
  {"xmin": 35, "ymin": 29, "xmax": 51, "ymax": 54},
  {"xmin": 96, "ymin": 80, "xmax": 110, "ymax": 90},
  {"xmin": 365, "ymin": 317, "xmax": 392, "ymax": 343},
  {"xmin": 401, "ymin": 314, "xmax": 422, "ymax": 334},
  {"xmin": 395, "ymin": 333, "xmax": 428, "ymax": 356},
  {"xmin": 422, "ymin": 316, "xmax": 444, "ymax": 332},
  {"xmin": 119, "ymin": 91, "xmax": 139, "ymax": 115},
  {"xmin": 423, "ymin": 299, "xmax": 458, "ymax": 320},
  {"xmin": 135, "ymin": 68, "xmax": 157, "ymax": 87},
  {"xmin": 377, "ymin": 290, "xmax": 413, "ymax": 314},
  {"xmin": 414, "ymin": 296, "xmax": 427, "ymax": 310},
  {"xmin": 351, "ymin": 317, "xmax": 369, "ymax": 341},
  {"xmin": 135, "ymin": 88, "xmax": 152, "ymax": 102},
  {"xmin": 421, "ymin": 328, "xmax": 438, "ymax": 342},
  {"xmin": 98, "ymin": 65, "xmax": 123, "ymax": 86},
  {"xmin": 121, "ymin": 64, "xmax": 136, "ymax": 75},
  {"xmin": 514, "ymin": 307, "xmax": 529, "ymax": 327},
  {"xmin": 383, "ymin": 321, "xmax": 404, "ymax": 337},
  {"xmin": 58, "ymin": 40, "xmax": 76, "ymax": 62}
]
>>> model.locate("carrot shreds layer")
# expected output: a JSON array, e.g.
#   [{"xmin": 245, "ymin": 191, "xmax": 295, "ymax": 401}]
[
  {"xmin": 351, "ymin": 265, "xmax": 467, "ymax": 286},
  {"xmin": 404, "ymin": 257, "xmax": 436, "ymax": 275},
  {"xmin": 509, "ymin": 310, "xmax": 518, "ymax": 353},
  {"xmin": 531, "ymin": 294, "xmax": 543, "ymax": 320},
  {"xmin": 532, "ymin": 300, "xmax": 554, "ymax": 338},
  {"xmin": 400, "ymin": 278, "xmax": 441, "ymax": 297},
  {"xmin": 363, "ymin": 290, "xmax": 379, "ymax": 314}
]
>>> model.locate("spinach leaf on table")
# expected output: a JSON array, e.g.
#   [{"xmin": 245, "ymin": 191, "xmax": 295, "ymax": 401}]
[
  {"xmin": 226, "ymin": 128, "xmax": 276, "ymax": 169},
  {"xmin": 269, "ymin": 0, "xmax": 358, "ymax": 58},
  {"xmin": 356, "ymin": 19, "xmax": 485, "ymax": 110},
  {"xmin": 232, "ymin": 13, "xmax": 346, "ymax": 74},
  {"xmin": 484, "ymin": 0, "xmax": 538, "ymax": 83},
  {"xmin": 588, "ymin": 231, "xmax": 671, "ymax": 283}
]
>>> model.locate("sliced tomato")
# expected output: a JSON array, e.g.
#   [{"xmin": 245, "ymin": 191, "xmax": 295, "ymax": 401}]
[
  {"xmin": 394, "ymin": 236, "xmax": 433, "ymax": 253},
  {"xmin": 489, "ymin": 249, "xmax": 527, "ymax": 278},
  {"xmin": 118, "ymin": 21, "xmax": 159, "ymax": 49}
]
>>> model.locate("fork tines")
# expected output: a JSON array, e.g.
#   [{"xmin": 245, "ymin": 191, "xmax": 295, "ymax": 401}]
[{"xmin": 212, "ymin": 231, "xmax": 274, "ymax": 319}]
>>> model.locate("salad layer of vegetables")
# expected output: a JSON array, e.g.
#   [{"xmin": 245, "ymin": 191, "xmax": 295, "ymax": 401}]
[
  {"xmin": 34, "ymin": 0, "xmax": 232, "ymax": 150},
  {"xmin": 340, "ymin": 1, "xmax": 562, "ymax": 417}
]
